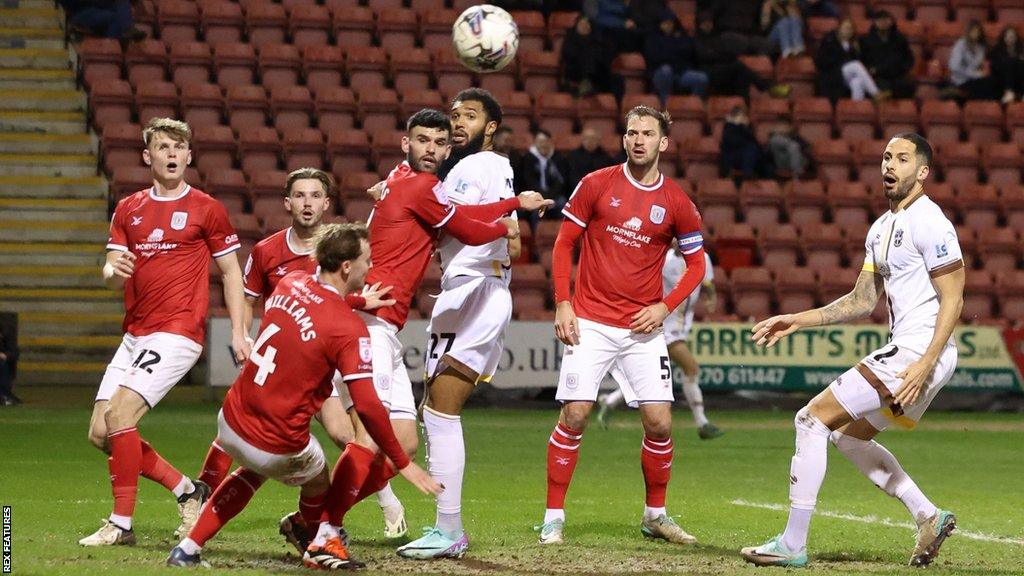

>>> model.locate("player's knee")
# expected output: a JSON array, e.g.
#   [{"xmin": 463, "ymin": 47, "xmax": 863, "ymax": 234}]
[
  {"xmin": 87, "ymin": 427, "xmax": 109, "ymax": 452},
  {"xmin": 324, "ymin": 424, "xmax": 354, "ymax": 448},
  {"xmin": 642, "ymin": 418, "xmax": 672, "ymax": 439},
  {"xmin": 560, "ymin": 406, "xmax": 589, "ymax": 432}
]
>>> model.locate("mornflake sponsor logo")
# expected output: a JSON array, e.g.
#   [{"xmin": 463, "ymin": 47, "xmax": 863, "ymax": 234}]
[
  {"xmin": 623, "ymin": 217, "xmax": 642, "ymax": 231},
  {"xmin": 606, "ymin": 217, "xmax": 651, "ymax": 248}
]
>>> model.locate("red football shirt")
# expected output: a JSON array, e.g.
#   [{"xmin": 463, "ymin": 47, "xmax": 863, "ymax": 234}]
[
  {"xmin": 364, "ymin": 162, "xmax": 455, "ymax": 329},
  {"xmin": 561, "ymin": 164, "xmax": 704, "ymax": 328},
  {"xmin": 243, "ymin": 227, "xmax": 318, "ymax": 300},
  {"xmin": 107, "ymin": 186, "xmax": 240, "ymax": 344},
  {"xmin": 222, "ymin": 271, "xmax": 374, "ymax": 454}
]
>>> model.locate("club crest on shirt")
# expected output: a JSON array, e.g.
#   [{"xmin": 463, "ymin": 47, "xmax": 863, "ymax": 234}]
[
  {"xmin": 649, "ymin": 204, "xmax": 666, "ymax": 224},
  {"xmin": 171, "ymin": 211, "xmax": 188, "ymax": 230},
  {"xmin": 565, "ymin": 373, "xmax": 579, "ymax": 389},
  {"xmin": 935, "ymin": 242, "xmax": 948, "ymax": 258},
  {"xmin": 147, "ymin": 228, "xmax": 164, "ymax": 242},
  {"xmin": 359, "ymin": 336, "xmax": 373, "ymax": 363},
  {"xmin": 893, "ymin": 229, "xmax": 904, "ymax": 247}
]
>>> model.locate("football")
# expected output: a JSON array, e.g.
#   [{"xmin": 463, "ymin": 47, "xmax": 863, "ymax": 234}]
[{"xmin": 452, "ymin": 4, "xmax": 519, "ymax": 73}]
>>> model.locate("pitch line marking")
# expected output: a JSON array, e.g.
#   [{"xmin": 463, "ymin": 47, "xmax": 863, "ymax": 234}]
[{"xmin": 731, "ymin": 499, "xmax": 1024, "ymax": 546}]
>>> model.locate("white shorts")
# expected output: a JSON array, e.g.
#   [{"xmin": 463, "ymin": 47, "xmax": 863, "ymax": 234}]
[
  {"xmin": 425, "ymin": 275, "xmax": 512, "ymax": 384},
  {"xmin": 663, "ymin": 304, "xmax": 696, "ymax": 346},
  {"xmin": 556, "ymin": 318, "xmax": 674, "ymax": 408},
  {"xmin": 335, "ymin": 313, "xmax": 416, "ymax": 420},
  {"xmin": 830, "ymin": 342, "xmax": 958, "ymax": 431},
  {"xmin": 216, "ymin": 410, "xmax": 326, "ymax": 486},
  {"xmin": 95, "ymin": 332, "xmax": 203, "ymax": 407}
]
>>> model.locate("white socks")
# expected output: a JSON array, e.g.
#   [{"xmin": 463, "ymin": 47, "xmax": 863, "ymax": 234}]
[
  {"xmin": 830, "ymin": 431, "xmax": 937, "ymax": 525},
  {"xmin": 544, "ymin": 508, "xmax": 565, "ymax": 524},
  {"xmin": 781, "ymin": 408, "xmax": 831, "ymax": 552},
  {"xmin": 680, "ymin": 374, "xmax": 708, "ymax": 427},
  {"xmin": 109, "ymin": 513, "xmax": 132, "ymax": 530},
  {"xmin": 376, "ymin": 482, "xmax": 401, "ymax": 509},
  {"xmin": 179, "ymin": 537, "xmax": 201, "ymax": 555},
  {"xmin": 312, "ymin": 521, "xmax": 340, "ymax": 546},
  {"xmin": 603, "ymin": 388, "xmax": 624, "ymax": 408},
  {"xmin": 643, "ymin": 506, "xmax": 667, "ymax": 521},
  {"xmin": 172, "ymin": 476, "xmax": 195, "ymax": 499},
  {"xmin": 423, "ymin": 407, "xmax": 465, "ymax": 535}
]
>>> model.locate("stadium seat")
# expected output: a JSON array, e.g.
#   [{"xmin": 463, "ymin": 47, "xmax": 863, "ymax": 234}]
[
  {"xmin": 775, "ymin": 56, "xmax": 816, "ymax": 98},
  {"xmin": 937, "ymin": 141, "xmax": 980, "ymax": 187},
  {"xmin": 576, "ymin": 94, "xmax": 619, "ymax": 137},
  {"xmin": 949, "ymin": 0, "xmax": 990, "ymax": 22},
  {"xmin": 842, "ymin": 221, "xmax": 871, "ymax": 261},
  {"xmin": 226, "ymin": 84, "xmax": 270, "ymax": 133},
  {"xmin": 813, "ymin": 139, "xmax": 853, "ymax": 183},
  {"xmin": 957, "ymin": 183, "xmax": 1001, "ymax": 231},
  {"xmin": 257, "ymin": 43, "xmax": 301, "ymax": 90},
  {"xmin": 758, "ymin": 223, "xmax": 800, "ymax": 268},
  {"xmin": 101, "ymin": 123, "xmax": 144, "ymax": 175},
  {"xmin": 229, "ymin": 212, "xmax": 263, "ymax": 240},
  {"xmin": 111, "ymin": 166, "xmax": 153, "ymax": 198},
  {"xmin": 357, "ymin": 88, "xmax": 400, "ymax": 134},
  {"xmin": 346, "ymin": 46, "xmax": 389, "ymax": 91},
  {"xmin": 534, "ymin": 93, "xmax": 576, "ymax": 135},
  {"xmin": 962, "ymin": 270, "xmax": 996, "ymax": 323},
  {"xmin": 262, "ymin": 213, "xmax": 295, "ymax": 235},
  {"xmin": 198, "ymin": 0, "xmax": 245, "ymax": 45},
  {"xmin": 302, "ymin": 45, "xmax": 344, "ymax": 94},
  {"xmin": 478, "ymin": 68, "xmax": 519, "ymax": 95},
  {"xmin": 774, "ymin": 266, "xmax": 817, "ymax": 314},
  {"xmin": 135, "ymin": 81, "xmax": 179, "ymax": 125},
  {"xmin": 327, "ymin": 130, "xmax": 371, "ymax": 176},
  {"xmin": 213, "ymin": 42, "xmax": 257, "ymax": 88},
  {"xmin": 827, "ymin": 181, "xmax": 872, "ymax": 226},
  {"xmin": 1000, "ymin": 183, "xmax": 1024, "ymax": 229},
  {"xmin": 611, "ymin": 52, "xmax": 647, "ymax": 94},
  {"xmin": 238, "ymin": 126, "xmax": 283, "ymax": 175},
  {"xmin": 204, "ymin": 169, "xmax": 249, "ymax": 214},
  {"xmin": 800, "ymin": 223, "xmax": 844, "ymax": 271},
  {"xmin": 377, "ymin": 8, "xmax": 418, "ymax": 50},
  {"xmin": 494, "ymin": 91, "xmax": 533, "ymax": 135},
  {"xmin": 331, "ymin": 5, "xmax": 374, "ymax": 47},
  {"xmin": 77, "ymin": 37, "xmax": 123, "ymax": 88},
  {"xmin": 979, "ymin": 227, "xmax": 1020, "ymax": 272},
  {"xmin": 919, "ymin": 99, "xmax": 961, "ymax": 145},
  {"xmin": 314, "ymin": 86, "xmax": 358, "ymax": 133},
  {"xmin": 247, "ymin": 169, "xmax": 290, "ymax": 217},
  {"xmin": 552, "ymin": 133, "xmax": 581, "ymax": 153},
  {"xmin": 785, "ymin": 180, "xmax": 827, "ymax": 226},
  {"xmin": 509, "ymin": 264, "xmax": 549, "ymax": 315},
  {"xmin": 877, "ymin": 99, "xmax": 918, "ymax": 136},
  {"xmin": 981, "ymin": 143, "xmax": 1022, "ymax": 187},
  {"xmin": 269, "ymin": 85, "xmax": 313, "ymax": 132},
  {"xmin": 708, "ymin": 96, "xmax": 746, "ymax": 141},
  {"xmin": 344, "ymin": 198, "xmax": 375, "ymax": 222},
  {"xmin": 370, "ymin": 129, "xmax": 406, "ymax": 175},
  {"xmin": 730, "ymin": 267, "xmax": 774, "ymax": 320},
  {"xmin": 994, "ymin": 0, "xmax": 1024, "ymax": 22},
  {"xmin": 156, "ymin": 0, "xmax": 200, "ymax": 43},
  {"xmin": 817, "ymin": 267, "xmax": 858, "ymax": 304},
  {"xmin": 750, "ymin": 98, "xmax": 791, "ymax": 142},
  {"xmin": 712, "ymin": 223, "xmax": 757, "ymax": 271},
  {"xmin": 89, "ymin": 79, "xmax": 134, "ymax": 131},
  {"xmin": 1006, "ymin": 102, "xmax": 1024, "ymax": 147},
  {"xmin": 924, "ymin": 182, "xmax": 958, "ymax": 223},
  {"xmin": 520, "ymin": 51, "xmax": 562, "ymax": 97},
  {"xmin": 192, "ymin": 124, "xmax": 236, "ymax": 177},
  {"xmin": 243, "ymin": 1, "xmax": 287, "ymax": 48},
  {"xmin": 853, "ymin": 139, "xmax": 889, "ymax": 186},
  {"xmin": 420, "ymin": 9, "xmax": 460, "ymax": 51},
  {"xmin": 288, "ymin": 4, "xmax": 331, "ymax": 49},
  {"xmin": 339, "ymin": 171, "xmax": 380, "ymax": 201},
  {"xmin": 548, "ymin": 11, "xmax": 578, "ymax": 55},
  {"xmin": 169, "ymin": 41, "xmax": 212, "ymax": 87},
  {"xmin": 389, "ymin": 48, "xmax": 433, "ymax": 93},
  {"xmin": 740, "ymin": 179, "xmax": 784, "ymax": 227},
  {"xmin": 124, "ymin": 39, "xmax": 167, "ymax": 88},
  {"xmin": 180, "ymin": 82, "xmax": 224, "ymax": 127},
  {"xmin": 665, "ymin": 95, "xmax": 706, "ymax": 142},
  {"xmin": 791, "ymin": 97, "xmax": 833, "ymax": 141},
  {"xmin": 680, "ymin": 136, "xmax": 720, "ymax": 181},
  {"xmin": 695, "ymin": 178, "xmax": 739, "ymax": 229},
  {"xmin": 433, "ymin": 48, "xmax": 476, "ymax": 96},
  {"xmin": 963, "ymin": 101, "xmax": 1004, "ymax": 143},
  {"xmin": 511, "ymin": 11, "xmax": 547, "ymax": 53},
  {"xmin": 955, "ymin": 225, "xmax": 979, "ymax": 270},
  {"xmin": 871, "ymin": 0, "xmax": 911, "ymax": 20},
  {"xmin": 399, "ymin": 89, "xmax": 445, "ymax": 119},
  {"xmin": 282, "ymin": 127, "xmax": 325, "ymax": 171},
  {"xmin": 996, "ymin": 270, "xmax": 1024, "ymax": 320},
  {"xmin": 835, "ymin": 99, "xmax": 876, "ymax": 141}
]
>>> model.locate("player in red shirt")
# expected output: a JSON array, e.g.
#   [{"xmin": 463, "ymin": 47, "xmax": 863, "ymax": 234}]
[
  {"xmin": 167, "ymin": 223, "xmax": 443, "ymax": 570},
  {"xmin": 537, "ymin": 106, "xmax": 707, "ymax": 546},
  {"xmin": 80, "ymin": 118, "xmax": 252, "ymax": 547}
]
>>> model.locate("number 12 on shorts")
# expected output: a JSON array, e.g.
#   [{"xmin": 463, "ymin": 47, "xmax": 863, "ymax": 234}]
[{"xmin": 131, "ymin": 349, "xmax": 162, "ymax": 374}]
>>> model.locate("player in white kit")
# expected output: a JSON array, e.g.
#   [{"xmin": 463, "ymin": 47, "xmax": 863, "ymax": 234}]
[
  {"xmin": 596, "ymin": 247, "xmax": 722, "ymax": 439},
  {"xmin": 741, "ymin": 134, "xmax": 964, "ymax": 568}
]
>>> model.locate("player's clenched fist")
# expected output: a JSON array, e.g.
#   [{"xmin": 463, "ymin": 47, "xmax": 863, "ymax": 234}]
[
  {"xmin": 111, "ymin": 250, "xmax": 137, "ymax": 278},
  {"xmin": 499, "ymin": 217, "xmax": 520, "ymax": 239},
  {"xmin": 554, "ymin": 301, "xmax": 580, "ymax": 346},
  {"xmin": 750, "ymin": 314, "xmax": 803, "ymax": 348},
  {"xmin": 398, "ymin": 462, "xmax": 444, "ymax": 495}
]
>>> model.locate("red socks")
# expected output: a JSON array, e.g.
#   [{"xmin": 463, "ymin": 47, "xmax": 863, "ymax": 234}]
[
  {"xmin": 188, "ymin": 468, "xmax": 264, "ymax": 546},
  {"xmin": 198, "ymin": 442, "xmax": 234, "ymax": 491},
  {"xmin": 546, "ymin": 423, "xmax": 582, "ymax": 509},
  {"xmin": 139, "ymin": 439, "xmax": 184, "ymax": 492},
  {"xmin": 299, "ymin": 490, "xmax": 327, "ymax": 529},
  {"xmin": 322, "ymin": 443, "xmax": 376, "ymax": 527},
  {"xmin": 355, "ymin": 454, "xmax": 397, "ymax": 501},
  {"xmin": 641, "ymin": 436, "xmax": 673, "ymax": 507},
  {"xmin": 108, "ymin": 427, "xmax": 142, "ymax": 519}
]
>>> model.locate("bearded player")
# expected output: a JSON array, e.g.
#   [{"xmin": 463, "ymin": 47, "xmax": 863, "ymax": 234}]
[
  {"xmin": 741, "ymin": 133, "xmax": 963, "ymax": 568},
  {"xmin": 167, "ymin": 223, "xmax": 443, "ymax": 570},
  {"xmin": 80, "ymin": 118, "xmax": 251, "ymax": 546},
  {"xmin": 537, "ymin": 106, "xmax": 707, "ymax": 546}
]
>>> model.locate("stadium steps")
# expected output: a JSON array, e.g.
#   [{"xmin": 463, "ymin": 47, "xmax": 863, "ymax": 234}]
[
  {"xmin": 0, "ymin": 47, "xmax": 69, "ymax": 69},
  {"xmin": 0, "ymin": 109, "xmax": 86, "ymax": 133},
  {"xmin": 0, "ymin": 288, "xmax": 122, "ymax": 314},
  {"xmin": 0, "ymin": 67, "xmax": 75, "ymax": 90},
  {"xmin": 15, "ymin": 360, "xmax": 108, "ymax": 386},
  {"xmin": 0, "ymin": 219, "xmax": 107, "ymax": 242},
  {"xmin": 0, "ymin": 27, "xmax": 64, "ymax": 50},
  {"xmin": 0, "ymin": 175, "xmax": 106, "ymax": 198},
  {"xmin": 18, "ymin": 311, "xmax": 123, "ymax": 336},
  {"xmin": 0, "ymin": 132, "xmax": 94, "ymax": 154},
  {"xmin": 0, "ymin": 88, "xmax": 85, "ymax": 111},
  {"xmin": 0, "ymin": 153, "xmax": 96, "ymax": 177},
  {"xmin": 0, "ymin": 265, "xmax": 105, "ymax": 288}
]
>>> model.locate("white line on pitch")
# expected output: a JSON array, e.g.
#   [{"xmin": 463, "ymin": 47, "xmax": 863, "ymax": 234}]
[{"xmin": 731, "ymin": 499, "xmax": 1024, "ymax": 546}]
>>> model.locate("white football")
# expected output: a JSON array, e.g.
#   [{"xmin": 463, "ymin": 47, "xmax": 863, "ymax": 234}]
[{"xmin": 451, "ymin": 4, "xmax": 519, "ymax": 73}]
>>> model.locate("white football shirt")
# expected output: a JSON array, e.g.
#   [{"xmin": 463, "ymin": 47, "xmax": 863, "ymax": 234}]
[
  {"xmin": 437, "ymin": 150, "xmax": 517, "ymax": 284},
  {"xmin": 863, "ymin": 193, "xmax": 963, "ymax": 352}
]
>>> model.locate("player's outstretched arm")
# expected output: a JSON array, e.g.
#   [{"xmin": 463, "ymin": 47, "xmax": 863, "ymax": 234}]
[
  {"xmin": 216, "ymin": 252, "xmax": 252, "ymax": 363},
  {"xmin": 752, "ymin": 269, "xmax": 883, "ymax": 348},
  {"xmin": 894, "ymin": 266, "xmax": 965, "ymax": 407},
  {"xmin": 457, "ymin": 191, "xmax": 555, "ymax": 222},
  {"xmin": 102, "ymin": 249, "xmax": 135, "ymax": 291}
]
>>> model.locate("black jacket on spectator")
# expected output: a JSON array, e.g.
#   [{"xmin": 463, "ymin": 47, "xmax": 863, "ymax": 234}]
[
  {"xmin": 990, "ymin": 39, "xmax": 1024, "ymax": 95},
  {"xmin": 711, "ymin": 0, "xmax": 760, "ymax": 35},
  {"xmin": 629, "ymin": 0, "xmax": 672, "ymax": 35},
  {"xmin": 517, "ymin": 149, "xmax": 567, "ymax": 203},
  {"xmin": 560, "ymin": 21, "xmax": 623, "ymax": 97},
  {"xmin": 814, "ymin": 31, "xmax": 862, "ymax": 100},
  {"xmin": 562, "ymin": 146, "xmax": 615, "ymax": 192},
  {"xmin": 860, "ymin": 24, "xmax": 915, "ymax": 97},
  {"xmin": 644, "ymin": 22, "xmax": 699, "ymax": 75}
]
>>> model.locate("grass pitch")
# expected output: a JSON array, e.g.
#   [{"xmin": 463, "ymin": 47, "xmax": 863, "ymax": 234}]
[{"xmin": 1, "ymin": 388, "xmax": 1021, "ymax": 576}]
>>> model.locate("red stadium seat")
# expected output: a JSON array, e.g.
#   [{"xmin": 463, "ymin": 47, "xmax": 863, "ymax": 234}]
[
  {"xmin": 792, "ymin": 97, "xmax": 833, "ymax": 141},
  {"xmin": 665, "ymin": 95, "xmax": 706, "ymax": 142},
  {"xmin": 996, "ymin": 270, "xmax": 1024, "ymax": 320},
  {"xmin": 247, "ymin": 169, "xmax": 289, "ymax": 214},
  {"xmin": 978, "ymin": 227, "xmax": 1020, "ymax": 272},
  {"xmin": 495, "ymin": 91, "xmax": 533, "ymax": 135},
  {"xmin": 775, "ymin": 56, "xmax": 816, "ymax": 98},
  {"xmin": 955, "ymin": 225, "xmax": 978, "ymax": 269},
  {"xmin": 994, "ymin": 0, "xmax": 1024, "ymax": 23},
  {"xmin": 817, "ymin": 267, "xmax": 858, "ymax": 304},
  {"xmin": 389, "ymin": 48, "xmax": 433, "ymax": 93},
  {"xmin": 758, "ymin": 223, "xmax": 800, "ymax": 268},
  {"xmin": 750, "ymin": 98, "xmax": 791, "ymax": 142},
  {"xmin": 828, "ymin": 180, "xmax": 875, "ymax": 227},
  {"xmin": 192, "ymin": 124, "xmax": 236, "ymax": 177},
  {"xmin": 433, "ymin": 48, "xmax": 475, "ymax": 96},
  {"xmin": 611, "ymin": 52, "xmax": 647, "ymax": 94},
  {"xmin": 344, "ymin": 198, "xmax": 375, "ymax": 222},
  {"xmin": 89, "ymin": 79, "xmax": 134, "ymax": 131},
  {"xmin": 511, "ymin": 10, "xmax": 547, "ymax": 53},
  {"xmin": 981, "ymin": 143, "xmax": 1022, "ymax": 187},
  {"xmin": 237, "ymin": 127, "xmax": 283, "ymax": 175},
  {"xmin": 269, "ymin": 85, "xmax": 313, "ymax": 132},
  {"xmin": 331, "ymin": 5, "xmax": 375, "ymax": 47},
  {"xmin": 695, "ymin": 178, "xmax": 738, "ymax": 230},
  {"xmin": 135, "ymin": 81, "xmax": 179, "ymax": 125},
  {"xmin": 282, "ymin": 127, "xmax": 325, "ymax": 172},
  {"xmin": 101, "ymin": 123, "xmax": 144, "ymax": 175},
  {"xmin": 534, "ymin": 93, "xmax": 576, "ymax": 135},
  {"xmin": 812, "ymin": 139, "xmax": 853, "ymax": 183},
  {"xmin": 213, "ymin": 42, "xmax": 257, "ymax": 88},
  {"xmin": 370, "ymin": 129, "xmax": 405, "ymax": 175},
  {"xmin": 936, "ymin": 141, "xmax": 979, "ymax": 187},
  {"xmin": 520, "ymin": 51, "xmax": 561, "ymax": 98},
  {"xmin": 775, "ymin": 266, "xmax": 817, "ymax": 314},
  {"xmin": 871, "ymin": 0, "xmax": 911, "ymax": 20},
  {"xmin": 376, "ymin": 9, "xmax": 419, "ymax": 50},
  {"xmin": 346, "ymin": 46, "xmax": 388, "ymax": 91},
  {"xmin": 919, "ymin": 99, "xmax": 961, "ymax": 145},
  {"xmin": 548, "ymin": 11, "xmax": 578, "ymax": 55},
  {"xmin": 708, "ymin": 96, "xmax": 746, "ymax": 141},
  {"xmin": 1001, "ymin": 184, "xmax": 1024, "ymax": 229},
  {"xmin": 124, "ymin": 39, "xmax": 167, "ymax": 88},
  {"xmin": 800, "ymin": 223, "xmax": 844, "ymax": 271},
  {"xmin": 877, "ymin": 99, "xmax": 918, "ymax": 136},
  {"xmin": 243, "ymin": 1, "xmax": 287, "ymax": 48},
  {"xmin": 399, "ymin": 89, "xmax": 445, "ymax": 119},
  {"xmin": 478, "ymin": 68, "xmax": 519, "ymax": 95},
  {"xmin": 680, "ymin": 136, "xmax": 720, "ymax": 181},
  {"xmin": 328, "ymin": 130, "xmax": 371, "ymax": 176},
  {"xmin": 420, "ymin": 9, "xmax": 460, "ymax": 51},
  {"xmin": 730, "ymin": 267, "xmax": 774, "ymax": 320},
  {"xmin": 785, "ymin": 180, "xmax": 827, "ymax": 226},
  {"xmin": 180, "ymin": 82, "xmax": 224, "ymax": 127},
  {"xmin": 288, "ymin": 4, "xmax": 332, "ymax": 49},
  {"xmin": 357, "ymin": 88, "xmax": 400, "ymax": 134},
  {"xmin": 257, "ymin": 43, "xmax": 301, "ymax": 90},
  {"xmin": 739, "ymin": 179, "xmax": 783, "ymax": 227},
  {"xmin": 962, "ymin": 270, "xmax": 996, "ymax": 324},
  {"xmin": 1006, "ymin": 102, "xmax": 1024, "ymax": 147},
  {"xmin": 853, "ymin": 139, "xmax": 889, "ymax": 186},
  {"xmin": 204, "ymin": 168, "xmax": 249, "ymax": 214},
  {"xmin": 576, "ymin": 94, "xmax": 619, "ymax": 136},
  {"xmin": 957, "ymin": 183, "xmax": 1001, "ymax": 231},
  {"xmin": 198, "ymin": 0, "xmax": 244, "ymax": 45},
  {"xmin": 111, "ymin": 166, "xmax": 152, "ymax": 198},
  {"xmin": 302, "ymin": 45, "xmax": 344, "ymax": 94},
  {"xmin": 963, "ymin": 101, "xmax": 1004, "ymax": 142},
  {"xmin": 339, "ymin": 171, "xmax": 380, "ymax": 201},
  {"xmin": 314, "ymin": 86, "xmax": 358, "ymax": 133},
  {"xmin": 169, "ymin": 41, "xmax": 212, "ymax": 88},
  {"xmin": 949, "ymin": 0, "xmax": 991, "ymax": 26},
  {"xmin": 156, "ymin": 0, "xmax": 199, "ymax": 43},
  {"xmin": 713, "ymin": 223, "xmax": 757, "ymax": 271},
  {"xmin": 835, "ymin": 99, "xmax": 876, "ymax": 141},
  {"xmin": 924, "ymin": 182, "xmax": 958, "ymax": 222},
  {"xmin": 226, "ymin": 84, "xmax": 270, "ymax": 133},
  {"xmin": 78, "ymin": 37, "xmax": 123, "ymax": 89}
]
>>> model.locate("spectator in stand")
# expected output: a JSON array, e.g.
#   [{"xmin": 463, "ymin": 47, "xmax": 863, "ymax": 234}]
[
  {"xmin": 492, "ymin": 125, "xmax": 522, "ymax": 176},
  {"xmin": 948, "ymin": 21, "xmax": 997, "ymax": 101},
  {"xmin": 646, "ymin": 16, "xmax": 709, "ymax": 105},
  {"xmin": 720, "ymin": 105, "xmax": 765, "ymax": 181},
  {"xmin": 61, "ymin": 0, "xmax": 146, "ymax": 41},
  {"xmin": 762, "ymin": 0, "xmax": 806, "ymax": 58},
  {"xmin": 711, "ymin": 0, "xmax": 774, "ymax": 56},
  {"xmin": 0, "ymin": 316, "xmax": 19, "ymax": 406},
  {"xmin": 559, "ymin": 14, "xmax": 625, "ymax": 100},
  {"xmin": 860, "ymin": 10, "xmax": 915, "ymax": 99},
  {"xmin": 990, "ymin": 26, "xmax": 1024, "ymax": 104},
  {"xmin": 590, "ymin": 0, "xmax": 668, "ymax": 54},
  {"xmin": 799, "ymin": 0, "xmax": 839, "ymax": 18},
  {"xmin": 562, "ymin": 126, "xmax": 616, "ymax": 192},
  {"xmin": 815, "ymin": 18, "xmax": 883, "ymax": 101},
  {"xmin": 695, "ymin": 12, "xmax": 791, "ymax": 101},
  {"xmin": 767, "ymin": 119, "xmax": 811, "ymax": 179},
  {"xmin": 518, "ymin": 129, "xmax": 567, "ymax": 228}
]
